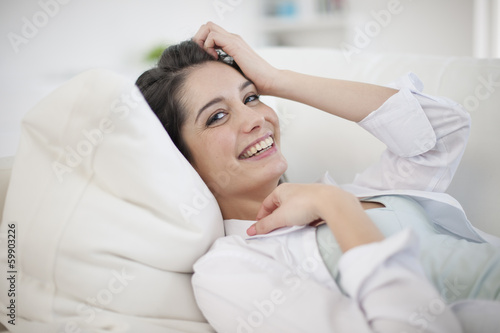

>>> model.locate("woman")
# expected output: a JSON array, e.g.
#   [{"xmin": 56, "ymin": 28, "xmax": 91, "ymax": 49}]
[{"xmin": 136, "ymin": 22, "xmax": 500, "ymax": 332}]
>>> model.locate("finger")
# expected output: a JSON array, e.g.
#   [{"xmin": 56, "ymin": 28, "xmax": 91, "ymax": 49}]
[
  {"xmin": 203, "ymin": 30, "xmax": 240, "ymax": 58},
  {"xmin": 252, "ymin": 211, "xmax": 287, "ymax": 235},
  {"xmin": 192, "ymin": 22, "xmax": 228, "ymax": 49},
  {"xmin": 256, "ymin": 188, "xmax": 281, "ymax": 221},
  {"xmin": 202, "ymin": 32, "xmax": 221, "ymax": 59},
  {"xmin": 246, "ymin": 224, "xmax": 257, "ymax": 236},
  {"xmin": 203, "ymin": 22, "xmax": 229, "ymax": 36},
  {"xmin": 192, "ymin": 23, "xmax": 210, "ymax": 48}
]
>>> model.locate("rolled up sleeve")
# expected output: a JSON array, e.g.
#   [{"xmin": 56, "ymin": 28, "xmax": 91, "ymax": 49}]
[
  {"xmin": 354, "ymin": 72, "xmax": 471, "ymax": 192},
  {"xmin": 339, "ymin": 229, "xmax": 462, "ymax": 333}
]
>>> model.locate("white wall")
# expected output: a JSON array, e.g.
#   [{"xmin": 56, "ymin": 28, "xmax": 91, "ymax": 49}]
[
  {"xmin": 0, "ymin": 0, "xmax": 490, "ymax": 158},
  {"xmin": 0, "ymin": 0, "xmax": 261, "ymax": 157},
  {"xmin": 343, "ymin": 0, "xmax": 474, "ymax": 56},
  {"xmin": 1, "ymin": 1, "xmax": 499, "ymax": 237},
  {"xmin": 474, "ymin": 0, "xmax": 500, "ymax": 57},
  {"xmin": 258, "ymin": 0, "xmax": 476, "ymax": 57}
]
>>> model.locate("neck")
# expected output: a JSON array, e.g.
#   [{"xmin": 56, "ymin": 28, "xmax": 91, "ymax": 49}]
[{"xmin": 216, "ymin": 179, "xmax": 280, "ymax": 221}]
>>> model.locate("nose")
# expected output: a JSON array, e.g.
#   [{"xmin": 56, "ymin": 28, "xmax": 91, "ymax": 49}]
[{"xmin": 239, "ymin": 105, "xmax": 265, "ymax": 134}]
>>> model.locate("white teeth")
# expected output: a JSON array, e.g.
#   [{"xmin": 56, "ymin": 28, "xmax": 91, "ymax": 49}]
[{"xmin": 241, "ymin": 136, "xmax": 274, "ymax": 159}]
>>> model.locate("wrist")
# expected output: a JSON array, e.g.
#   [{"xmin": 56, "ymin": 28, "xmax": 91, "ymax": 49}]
[
  {"xmin": 262, "ymin": 69, "xmax": 288, "ymax": 97},
  {"xmin": 313, "ymin": 185, "xmax": 348, "ymax": 221}
]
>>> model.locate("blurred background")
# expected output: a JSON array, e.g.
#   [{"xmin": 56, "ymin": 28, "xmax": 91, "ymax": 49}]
[
  {"xmin": 1, "ymin": 0, "xmax": 498, "ymax": 158},
  {"xmin": 0, "ymin": 0, "xmax": 499, "ymax": 236}
]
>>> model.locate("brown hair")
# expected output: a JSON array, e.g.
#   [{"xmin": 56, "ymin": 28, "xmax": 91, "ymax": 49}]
[{"xmin": 135, "ymin": 40, "xmax": 242, "ymax": 162}]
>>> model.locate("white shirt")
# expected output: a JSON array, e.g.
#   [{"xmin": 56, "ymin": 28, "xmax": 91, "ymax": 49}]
[{"xmin": 192, "ymin": 73, "xmax": 500, "ymax": 332}]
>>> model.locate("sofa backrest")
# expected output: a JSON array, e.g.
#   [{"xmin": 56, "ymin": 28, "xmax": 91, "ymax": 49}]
[{"xmin": 258, "ymin": 47, "xmax": 500, "ymax": 237}]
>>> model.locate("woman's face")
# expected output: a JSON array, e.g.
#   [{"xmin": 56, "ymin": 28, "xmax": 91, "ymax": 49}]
[{"xmin": 180, "ymin": 61, "xmax": 288, "ymax": 200}]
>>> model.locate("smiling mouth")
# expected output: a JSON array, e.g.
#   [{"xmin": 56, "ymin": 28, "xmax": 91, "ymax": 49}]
[{"xmin": 239, "ymin": 136, "xmax": 274, "ymax": 160}]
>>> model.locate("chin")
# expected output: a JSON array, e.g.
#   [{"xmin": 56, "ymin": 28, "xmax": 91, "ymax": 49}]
[{"xmin": 265, "ymin": 157, "xmax": 288, "ymax": 185}]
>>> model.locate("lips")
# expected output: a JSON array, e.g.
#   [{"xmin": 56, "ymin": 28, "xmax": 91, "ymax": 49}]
[{"xmin": 239, "ymin": 135, "xmax": 274, "ymax": 160}]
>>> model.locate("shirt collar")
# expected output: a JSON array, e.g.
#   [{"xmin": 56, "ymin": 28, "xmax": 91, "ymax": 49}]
[
  {"xmin": 223, "ymin": 219, "xmax": 255, "ymax": 238},
  {"xmin": 223, "ymin": 219, "xmax": 307, "ymax": 239}
]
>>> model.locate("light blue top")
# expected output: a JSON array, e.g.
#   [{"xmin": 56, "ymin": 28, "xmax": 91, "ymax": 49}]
[{"xmin": 316, "ymin": 195, "xmax": 500, "ymax": 302}]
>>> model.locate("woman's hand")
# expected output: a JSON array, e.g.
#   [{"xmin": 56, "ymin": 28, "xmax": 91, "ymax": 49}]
[
  {"xmin": 248, "ymin": 183, "xmax": 384, "ymax": 252},
  {"xmin": 192, "ymin": 22, "xmax": 279, "ymax": 95},
  {"xmin": 247, "ymin": 183, "xmax": 328, "ymax": 236}
]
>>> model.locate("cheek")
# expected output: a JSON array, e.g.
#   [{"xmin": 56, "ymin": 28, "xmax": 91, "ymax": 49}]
[
  {"xmin": 191, "ymin": 131, "xmax": 236, "ymax": 171},
  {"xmin": 191, "ymin": 132, "xmax": 241, "ymax": 194},
  {"xmin": 263, "ymin": 106, "xmax": 281, "ymax": 137}
]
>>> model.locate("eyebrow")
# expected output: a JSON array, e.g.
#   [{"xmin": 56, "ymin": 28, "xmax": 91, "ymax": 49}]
[{"xmin": 195, "ymin": 80, "xmax": 254, "ymax": 123}]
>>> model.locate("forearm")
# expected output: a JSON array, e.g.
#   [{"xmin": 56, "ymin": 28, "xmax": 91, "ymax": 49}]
[{"xmin": 268, "ymin": 70, "xmax": 398, "ymax": 122}]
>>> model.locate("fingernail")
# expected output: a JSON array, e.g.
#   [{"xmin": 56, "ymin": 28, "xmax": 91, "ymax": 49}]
[{"xmin": 247, "ymin": 225, "xmax": 256, "ymax": 236}]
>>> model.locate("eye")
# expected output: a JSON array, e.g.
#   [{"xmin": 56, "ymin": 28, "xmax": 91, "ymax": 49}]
[
  {"xmin": 206, "ymin": 111, "xmax": 227, "ymax": 126},
  {"xmin": 244, "ymin": 94, "xmax": 260, "ymax": 104}
]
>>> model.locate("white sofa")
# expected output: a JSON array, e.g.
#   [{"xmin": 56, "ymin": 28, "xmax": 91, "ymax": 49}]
[{"xmin": 0, "ymin": 48, "xmax": 499, "ymax": 332}]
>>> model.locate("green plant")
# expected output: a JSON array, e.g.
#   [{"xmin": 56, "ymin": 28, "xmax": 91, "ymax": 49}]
[{"xmin": 144, "ymin": 44, "xmax": 170, "ymax": 63}]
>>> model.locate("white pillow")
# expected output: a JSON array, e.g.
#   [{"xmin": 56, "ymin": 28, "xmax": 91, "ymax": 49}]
[{"xmin": 0, "ymin": 69, "xmax": 223, "ymax": 332}]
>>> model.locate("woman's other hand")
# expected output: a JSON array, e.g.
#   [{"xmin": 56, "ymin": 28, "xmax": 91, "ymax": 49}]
[
  {"xmin": 192, "ymin": 22, "xmax": 279, "ymax": 95},
  {"xmin": 248, "ymin": 183, "xmax": 329, "ymax": 235},
  {"xmin": 248, "ymin": 183, "xmax": 384, "ymax": 252}
]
